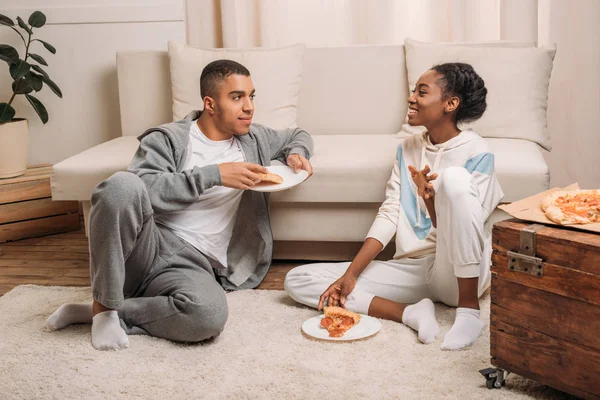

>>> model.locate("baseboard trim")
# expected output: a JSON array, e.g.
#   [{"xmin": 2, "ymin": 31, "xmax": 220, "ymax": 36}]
[{"xmin": 273, "ymin": 240, "xmax": 396, "ymax": 262}]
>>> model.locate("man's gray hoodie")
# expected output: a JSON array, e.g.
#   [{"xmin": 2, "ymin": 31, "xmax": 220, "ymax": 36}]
[{"xmin": 127, "ymin": 110, "xmax": 313, "ymax": 290}]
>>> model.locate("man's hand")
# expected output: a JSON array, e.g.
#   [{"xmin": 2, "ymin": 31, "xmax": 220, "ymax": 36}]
[
  {"xmin": 408, "ymin": 164, "xmax": 438, "ymax": 200},
  {"xmin": 218, "ymin": 162, "xmax": 267, "ymax": 190},
  {"xmin": 318, "ymin": 273, "xmax": 357, "ymax": 310},
  {"xmin": 286, "ymin": 154, "xmax": 313, "ymax": 177}
]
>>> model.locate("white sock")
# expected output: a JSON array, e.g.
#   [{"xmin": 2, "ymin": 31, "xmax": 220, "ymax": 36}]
[
  {"xmin": 46, "ymin": 302, "xmax": 93, "ymax": 330},
  {"xmin": 401, "ymin": 298, "xmax": 440, "ymax": 344},
  {"xmin": 91, "ymin": 311, "xmax": 130, "ymax": 351},
  {"xmin": 441, "ymin": 307, "xmax": 485, "ymax": 350}
]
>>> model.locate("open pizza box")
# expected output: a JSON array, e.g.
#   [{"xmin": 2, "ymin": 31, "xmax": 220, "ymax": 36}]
[{"xmin": 498, "ymin": 183, "xmax": 600, "ymax": 234}]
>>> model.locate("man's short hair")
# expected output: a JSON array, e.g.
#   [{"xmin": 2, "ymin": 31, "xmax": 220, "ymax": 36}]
[{"xmin": 200, "ymin": 59, "xmax": 250, "ymax": 99}]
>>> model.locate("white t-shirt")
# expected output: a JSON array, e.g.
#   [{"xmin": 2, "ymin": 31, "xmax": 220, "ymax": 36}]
[{"xmin": 155, "ymin": 122, "xmax": 245, "ymax": 269}]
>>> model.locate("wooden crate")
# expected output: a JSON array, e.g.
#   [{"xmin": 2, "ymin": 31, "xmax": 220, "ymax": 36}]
[
  {"xmin": 0, "ymin": 165, "xmax": 80, "ymax": 243},
  {"xmin": 490, "ymin": 219, "xmax": 600, "ymax": 399}
]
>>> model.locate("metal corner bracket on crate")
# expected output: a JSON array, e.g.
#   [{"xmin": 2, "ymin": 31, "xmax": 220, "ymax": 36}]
[{"xmin": 506, "ymin": 223, "xmax": 545, "ymax": 277}]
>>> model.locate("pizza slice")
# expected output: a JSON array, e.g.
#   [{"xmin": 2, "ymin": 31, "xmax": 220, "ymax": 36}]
[
  {"xmin": 320, "ymin": 306, "xmax": 361, "ymax": 338},
  {"xmin": 541, "ymin": 189, "xmax": 600, "ymax": 225},
  {"xmin": 256, "ymin": 171, "xmax": 284, "ymax": 184}
]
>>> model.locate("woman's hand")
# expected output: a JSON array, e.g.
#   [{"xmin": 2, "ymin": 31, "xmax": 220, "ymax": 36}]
[
  {"xmin": 318, "ymin": 273, "xmax": 357, "ymax": 310},
  {"xmin": 408, "ymin": 164, "xmax": 438, "ymax": 200}
]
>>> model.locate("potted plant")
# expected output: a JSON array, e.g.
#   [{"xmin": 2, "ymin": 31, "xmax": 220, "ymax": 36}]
[{"xmin": 0, "ymin": 11, "xmax": 62, "ymax": 178}]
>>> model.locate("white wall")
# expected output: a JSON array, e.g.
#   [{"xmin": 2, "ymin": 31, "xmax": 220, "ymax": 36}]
[
  {"xmin": 0, "ymin": 0, "xmax": 185, "ymax": 165},
  {"xmin": 539, "ymin": 0, "xmax": 600, "ymax": 189}
]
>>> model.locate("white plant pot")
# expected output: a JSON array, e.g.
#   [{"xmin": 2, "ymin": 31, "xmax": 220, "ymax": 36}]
[{"xmin": 0, "ymin": 119, "xmax": 29, "ymax": 179}]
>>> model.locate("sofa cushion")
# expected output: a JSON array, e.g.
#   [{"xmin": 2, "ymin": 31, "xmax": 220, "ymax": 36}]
[
  {"xmin": 51, "ymin": 134, "xmax": 548, "ymax": 205},
  {"xmin": 485, "ymin": 138, "xmax": 549, "ymax": 202},
  {"xmin": 51, "ymin": 136, "xmax": 140, "ymax": 201},
  {"xmin": 271, "ymin": 134, "xmax": 399, "ymax": 203},
  {"xmin": 168, "ymin": 42, "xmax": 305, "ymax": 130},
  {"xmin": 399, "ymin": 38, "xmax": 556, "ymax": 151},
  {"xmin": 272, "ymin": 135, "xmax": 549, "ymax": 204},
  {"xmin": 51, "ymin": 134, "xmax": 400, "ymax": 203}
]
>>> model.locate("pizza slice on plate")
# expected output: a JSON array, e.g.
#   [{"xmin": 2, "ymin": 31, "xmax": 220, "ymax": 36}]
[
  {"xmin": 320, "ymin": 306, "xmax": 361, "ymax": 338},
  {"xmin": 256, "ymin": 171, "xmax": 284, "ymax": 184}
]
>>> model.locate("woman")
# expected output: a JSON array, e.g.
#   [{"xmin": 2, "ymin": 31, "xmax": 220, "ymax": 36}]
[{"xmin": 284, "ymin": 63, "xmax": 504, "ymax": 350}]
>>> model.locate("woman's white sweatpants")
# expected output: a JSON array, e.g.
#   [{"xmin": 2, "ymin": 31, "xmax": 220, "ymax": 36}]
[{"xmin": 284, "ymin": 167, "xmax": 492, "ymax": 315}]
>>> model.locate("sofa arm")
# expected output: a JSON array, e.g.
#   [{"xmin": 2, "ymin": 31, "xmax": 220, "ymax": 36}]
[{"xmin": 51, "ymin": 136, "xmax": 139, "ymax": 202}]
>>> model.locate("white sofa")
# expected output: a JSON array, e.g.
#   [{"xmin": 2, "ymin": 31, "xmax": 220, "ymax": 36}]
[{"xmin": 51, "ymin": 44, "xmax": 551, "ymax": 259}]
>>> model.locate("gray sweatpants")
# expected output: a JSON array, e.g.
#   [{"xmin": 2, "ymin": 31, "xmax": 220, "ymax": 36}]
[{"xmin": 89, "ymin": 171, "xmax": 228, "ymax": 343}]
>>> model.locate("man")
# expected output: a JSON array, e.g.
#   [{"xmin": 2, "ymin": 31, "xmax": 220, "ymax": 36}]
[{"xmin": 47, "ymin": 60, "xmax": 314, "ymax": 351}]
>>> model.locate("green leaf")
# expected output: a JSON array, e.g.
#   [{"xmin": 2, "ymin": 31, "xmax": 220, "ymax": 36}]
[
  {"xmin": 31, "ymin": 64, "xmax": 48, "ymax": 78},
  {"xmin": 40, "ymin": 74, "xmax": 62, "ymax": 98},
  {"xmin": 26, "ymin": 72, "xmax": 43, "ymax": 91},
  {"xmin": 25, "ymin": 94, "xmax": 48, "ymax": 124},
  {"xmin": 17, "ymin": 16, "xmax": 32, "ymax": 35},
  {"xmin": 37, "ymin": 40, "xmax": 56, "ymax": 54},
  {"xmin": 29, "ymin": 53, "xmax": 48, "ymax": 66},
  {"xmin": 0, "ymin": 44, "xmax": 19, "ymax": 64},
  {"xmin": 28, "ymin": 11, "xmax": 46, "ymax": 28},
  {"xmin": 0, "ymin": 103, "xmax": 16, "ymax": 123},
  {"xmin": 0, "ymin": 14, "xmax": 14, "ymax": 27},
  {"xmin": 9, "ymin": 60, "xmax": 31, "ymax": 80},
  {"xmin": 12, "ymin": 77, "xmax": 33, "ymax": 94}
]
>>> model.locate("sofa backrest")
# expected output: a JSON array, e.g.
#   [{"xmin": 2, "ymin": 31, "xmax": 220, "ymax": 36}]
[
  {"xmin": 296, "ymin": 45, "xmax": 407, "ymax": 135},
  {"xmin": 117, "ymin": 51, "xmax": 173, "ymax": 138},
  {"xmin": 116, "ymin": 45, "xmax": 409, "ymax": 137}
]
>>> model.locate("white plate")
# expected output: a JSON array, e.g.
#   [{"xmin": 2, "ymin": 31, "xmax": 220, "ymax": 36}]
[
  {"xmin": 249, "ymin": 166, "xmax": 309, "ymax": 192},
  {"xmin": 301, "ymin": 313, "xmax": 382, "ymax": 342}
]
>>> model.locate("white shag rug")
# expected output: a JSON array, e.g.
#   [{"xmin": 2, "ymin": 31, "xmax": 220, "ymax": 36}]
[{"xmin": 0, "ymin": 285, "xmax": 574, "ymax": 400}]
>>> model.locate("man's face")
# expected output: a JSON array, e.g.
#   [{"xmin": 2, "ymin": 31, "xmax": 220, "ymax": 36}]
[{"xmin": 211, "ymin": 74, "xmax": 255, "ymax": 135}]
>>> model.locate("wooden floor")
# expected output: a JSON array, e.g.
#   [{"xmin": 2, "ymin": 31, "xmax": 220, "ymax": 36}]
[{"xmin": 0, "ymin": 229, "xmax": 299, "ymax": 296}]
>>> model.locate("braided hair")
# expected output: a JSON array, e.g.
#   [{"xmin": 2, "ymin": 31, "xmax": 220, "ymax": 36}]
[{"xmin": 431, "ymin": 63, "xmax": 487, "ymax": 124}]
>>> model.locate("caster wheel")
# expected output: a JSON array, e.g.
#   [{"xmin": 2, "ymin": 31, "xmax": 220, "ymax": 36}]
[{"xmin": 479, "ymin": 367, "xmax": 508, "ymax": 389}]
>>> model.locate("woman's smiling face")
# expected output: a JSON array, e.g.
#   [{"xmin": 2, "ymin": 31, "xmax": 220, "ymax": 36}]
[{"xmin": 407, "ymin": 69, "xmax": 452, "ymax": 127}]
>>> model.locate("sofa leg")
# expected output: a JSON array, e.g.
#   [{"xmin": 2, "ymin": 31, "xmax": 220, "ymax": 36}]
[{"xmin": 82, "ymin": 200, "xmax": 91, "ymax": 237}]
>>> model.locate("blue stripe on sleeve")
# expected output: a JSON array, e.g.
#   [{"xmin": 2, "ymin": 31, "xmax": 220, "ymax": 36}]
[{"xmin": 464, "ymin": 152, "xmax": 494, "ymax": 176}]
